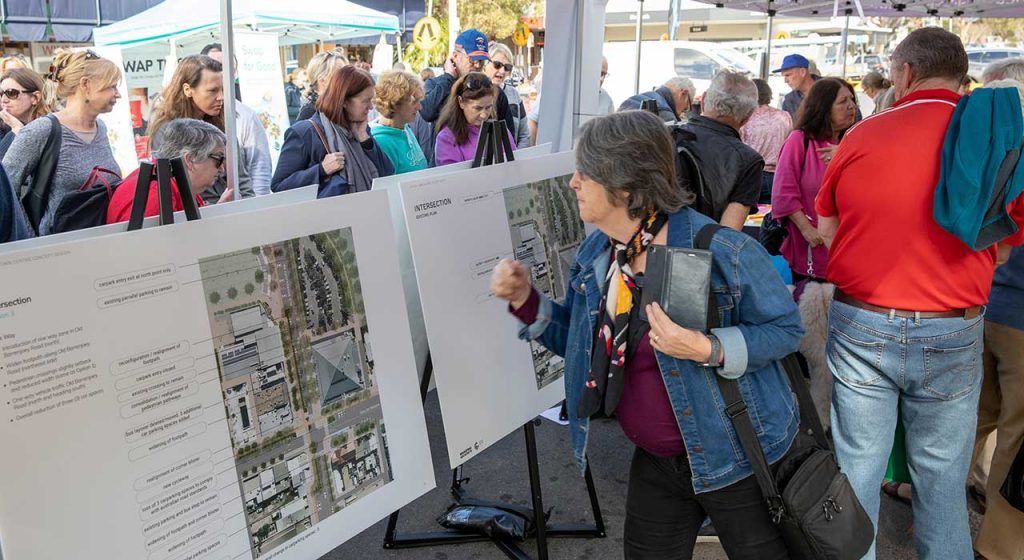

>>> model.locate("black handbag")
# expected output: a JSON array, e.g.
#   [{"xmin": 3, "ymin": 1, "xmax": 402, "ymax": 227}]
[
  {"xmin": 759, "ymin": 211, "xmax": 788, "ymax": 255},
  {"xmin": 19, "ymin": 114, "xmax": 62, "ymax": 234},
  {"xmin": 1001, "ymin": 438, "xmax": 1024, "ymax": 512},
  {"xmin": 49, "ymin": 166, "xmax": 122, "ymax": 234},
  {"xmin": 696, "ymin": 224, "xmax": 874, "ymax": 560}
]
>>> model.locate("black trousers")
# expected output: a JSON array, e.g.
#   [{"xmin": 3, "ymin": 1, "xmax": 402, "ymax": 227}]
[{"xmin": 623, "ymin": 447, "xmax": 790, "ymax": 560}]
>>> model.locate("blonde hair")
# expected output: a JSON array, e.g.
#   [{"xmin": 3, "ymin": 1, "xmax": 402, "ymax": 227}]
[
  {"xmin": 0, "ymin": 54, "xmax": 29, "ymax": 73},
  {"xmin": 373, "ymin": 70, "xmax": 424, "ymax": 119},
  {"xmin": 306, "ymin": 50, "xmax": 348, "ymax": 94},
  {"xmin": 49, "ymin": 49, "xmax": 121, "ymax": 100},
  {"xmin": 288, "ymin": 67, "xmax": 306, "ymax": 83}
]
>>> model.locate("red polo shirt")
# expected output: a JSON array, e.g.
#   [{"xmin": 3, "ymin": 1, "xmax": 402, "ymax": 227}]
[{"xmin": 815, "ymin": 89, "xmax": 1024, "ymax": 311}]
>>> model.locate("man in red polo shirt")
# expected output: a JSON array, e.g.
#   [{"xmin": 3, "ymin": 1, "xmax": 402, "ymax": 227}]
[{"xmin": 815, "ymin": 28, "xmax": 1024, "ymax": 560}]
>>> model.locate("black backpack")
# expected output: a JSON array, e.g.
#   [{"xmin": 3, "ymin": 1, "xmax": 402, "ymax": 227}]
[{"xmin": 670, "ymin": 125, "xmax": 714, "ymax": 219}]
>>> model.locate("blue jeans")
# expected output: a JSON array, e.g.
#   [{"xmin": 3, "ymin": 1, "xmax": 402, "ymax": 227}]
[{"xmin": 827, "ymin": 301, "xmax": 984, "ymax": 560}]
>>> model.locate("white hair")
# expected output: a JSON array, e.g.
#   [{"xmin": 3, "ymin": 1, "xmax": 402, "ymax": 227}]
[
  {"xmin": 488, "ymin": 42, "xmax": 514, "ymax": 63},
  {"xmin": 664, "ymin": 76, "xmax": 696, "ymax": 99},
  {"xmin": 982, "ymin": 58, "xmax": 1024, "ymax": 84},
  {"xmin": 702, "ymin": 70, "xmax": 758, "ymax": 122}
]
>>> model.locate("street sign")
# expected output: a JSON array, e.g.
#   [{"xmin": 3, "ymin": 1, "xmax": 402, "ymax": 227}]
[
  {"xmin": 413, "ymin": 16, "xmax": 442, "ymax": 51},
  {"xmin": 512, "ymin": 22, "xmax": 530, "ymax": 47},
  {"xmin": 775, "ymin": 30, "xmax": 791, "ymax": 40},
  {"xmin": 689, "ymin": 25, "xmax": 708, "ymax": 33}
]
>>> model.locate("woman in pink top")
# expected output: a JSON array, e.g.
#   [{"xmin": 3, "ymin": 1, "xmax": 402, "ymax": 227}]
[
  {"xmin": 772, "ymin": 77, "xmax": 857, "ymax": 280},
  {"xmin": 434, "ymin": 72, "xmax": 516, "ymax": 165},
  {"xmin": 740, "ymin": 79, "xmax": 792, "ymax": 204}
]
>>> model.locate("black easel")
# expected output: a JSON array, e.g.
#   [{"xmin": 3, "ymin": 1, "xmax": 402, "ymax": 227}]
[
  {"xmin": 383, "ymin": 120, "xmax": 606, "ymax": 560},
  {"xmin": 126, "ymin": 157, "xmax": 201, "ymax": 231}
]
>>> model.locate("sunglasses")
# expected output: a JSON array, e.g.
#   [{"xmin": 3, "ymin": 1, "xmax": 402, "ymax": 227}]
[
  {"xmin": 48, "ymin": 49, "xmax": 100, "ymax": 81},
  {"xmin": 463, "ymin": 77, "xmax": 492, "ymax": 92},
  {"xmin": 491, "ymin": 61, "xmax": 513, "ymax": 72},
  {"xmin": 207, "ymin": 153, "xmax": 226, "ymax": 169},
  {"xmin": 0, "ymin": 88, "xmax": 34, "ymax": 100}
]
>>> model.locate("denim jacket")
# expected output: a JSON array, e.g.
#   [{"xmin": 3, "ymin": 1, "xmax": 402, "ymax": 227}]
[{"xmin": 518, "ymin": 208, "xmax": 804, "ymax": 493}]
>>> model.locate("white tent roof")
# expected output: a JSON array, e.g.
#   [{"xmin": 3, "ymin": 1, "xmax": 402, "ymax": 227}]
[
  {"xmin": 93, "ymin": 0, "xmax": 400, "ymax": 47},
  {"xmin": 688, "ymin": 0, "xmax": 1024, "ymax": 18}
]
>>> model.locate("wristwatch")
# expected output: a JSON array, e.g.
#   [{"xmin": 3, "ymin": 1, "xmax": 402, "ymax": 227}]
[{"xmin": 700, "ymin": 334, "xmax": 724, "ymax": 368}]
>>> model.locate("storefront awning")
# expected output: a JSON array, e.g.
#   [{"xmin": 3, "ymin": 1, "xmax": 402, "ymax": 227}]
[
  {"xmin": 2, "ymin": 0, "xmax": 164, "ymax": 42},
  {"xmin": 689, "ymin": 0, "xmax": 1024, "ymax": 18}
]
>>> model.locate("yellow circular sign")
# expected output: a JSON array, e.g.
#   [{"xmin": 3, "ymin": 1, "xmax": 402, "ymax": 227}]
[
  {"xmin": 413, "ymin": 16, "xmax": 442, "ymax": 51},
  {"xmin": 775, "ymin": 30, "xmax": 791, "ymax": 40},
  {"xmin": 513, "ymin": 22, "xmax": 530, "ymax": 47}
]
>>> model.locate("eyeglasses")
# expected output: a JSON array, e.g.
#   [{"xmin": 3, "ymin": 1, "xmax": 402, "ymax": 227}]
[
  {"xmin": 0, "ymin": 88, "xmax": 33, "ymax": 100},
  {"xmin": 207, "ymin": 153, "xmax": 226, "ymax": 169},
  {"xmin": 491, "ymin": 61, "xmax": 513, "ymax": 72}
]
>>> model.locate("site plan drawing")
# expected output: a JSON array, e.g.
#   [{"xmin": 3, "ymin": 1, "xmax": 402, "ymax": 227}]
[
  {"xmin": 400, "ymin": 151, "xmax": 581, "ymax": 467},
  {"xmin": 503, "ymin": 174, "xmax": 585, "ymax": 389},
  {"xmin": 0, "ymin": 191, "xmax": 433, "ymax": 560},
  {"xmin": 199, "ymin": 228, "xmax": 389, "ymax": 556}
]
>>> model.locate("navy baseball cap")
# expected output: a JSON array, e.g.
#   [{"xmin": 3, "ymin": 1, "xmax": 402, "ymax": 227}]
[
  {"xmin": 773, "ymin": 54, "xmax": 810, "ymax": 73},
  {"xmin": 455, "ymin": 29, "xmax": 490, "ymax": 61}
]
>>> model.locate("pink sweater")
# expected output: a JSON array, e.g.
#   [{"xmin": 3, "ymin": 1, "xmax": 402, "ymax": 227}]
[
  {"xmin": 771, "ymin": 130, "xmax": 836, "ymax": 278},
  {"xmin": 435, "ymin": 124, "xmax": 518, "ymax": 166}
]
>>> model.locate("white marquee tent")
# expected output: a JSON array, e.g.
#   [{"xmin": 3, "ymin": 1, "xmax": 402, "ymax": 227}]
[{"xmin": 92, "ymin": 0, "xmax": 400, "ymax": 47}]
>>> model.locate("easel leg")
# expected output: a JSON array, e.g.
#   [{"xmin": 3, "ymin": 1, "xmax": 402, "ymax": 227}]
[{"xmin": 524, "ymin": 421, "xmax": 549, "ymax": 560}]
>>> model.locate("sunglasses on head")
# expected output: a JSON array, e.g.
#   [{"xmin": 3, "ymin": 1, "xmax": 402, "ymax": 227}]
[
  {"xmin": 491, "ymin": 61, "xmax": 513, "ymax": 72},
  {"xmin": 463, "ymin": 77, "xmax": 492, "ymax": 92},
  {"xmin": 0, "ymin": 88, "xmax": 34, "ymax": 100},
  {"xmin": 48, "ymin": 49, "xmax": 100, "ymax": 81}
]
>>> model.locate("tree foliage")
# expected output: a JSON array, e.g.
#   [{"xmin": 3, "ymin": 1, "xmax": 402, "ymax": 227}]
[{"xmin": 457, "ymin": 0, "xmax": 543, "ymax": 40}]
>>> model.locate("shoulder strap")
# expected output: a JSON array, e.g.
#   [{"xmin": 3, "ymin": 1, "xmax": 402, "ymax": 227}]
[
  {"xmin": 695, "ymin": 223, "xmax": 783, "ymax": 508},
  {"xmin": 21, "ymin": 114, "xmax": 63, "ymax": 232},
  {"xmin": 309, "ymin": 119, "xmax": 331, "ymax": 153}
]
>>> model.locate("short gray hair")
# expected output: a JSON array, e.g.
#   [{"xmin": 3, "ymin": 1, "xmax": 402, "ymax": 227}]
[
  {"xmin": 702, "ymin": 70, "xmax": 758, "ymax": 121},
  {"xmin": 982, "ymin": 57, "xmax": 1024, "ymax": 84},
  {"xmin": 664, "ymin": 76, "xmax": 696, "ymax": 99},
  {"xmin": 576, "ymin": 111, "xmax": 693, "ymax": 218},
  {"xmin": 150, "ymin": 118, "xmax": 226, "ymax": 162},
  {"xmin": 891, "ymin": 27, "xmax": 967, "ymax": 83},
  {"xmin": 489, "ymin": 42, "xmax": 514, "ymax": 63}
]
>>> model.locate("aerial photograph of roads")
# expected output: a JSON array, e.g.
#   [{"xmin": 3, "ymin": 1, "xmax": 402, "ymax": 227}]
[{"xmin": 198, "ymin": 228, "xmax": 390, "ymax": 557}]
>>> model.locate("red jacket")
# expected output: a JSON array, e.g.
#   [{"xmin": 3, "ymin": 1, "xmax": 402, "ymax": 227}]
[{"xmin": 106, "ymin": 167, "xmax": 204, "ymax": 224}]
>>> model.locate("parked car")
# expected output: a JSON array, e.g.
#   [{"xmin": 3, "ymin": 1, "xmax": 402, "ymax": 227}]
[{"xmin": 967, "ymin": 48, "xmax": 1024, "ymax": 79}]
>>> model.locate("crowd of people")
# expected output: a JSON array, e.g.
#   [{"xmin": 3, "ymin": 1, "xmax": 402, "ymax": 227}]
[
  {"xmin": 493, "ymin": 27, "xmax": 1021, "ymax": 560},
  {"xmin": 0, "ymin": 23, "xmax": 1022, "ymax": 560}
]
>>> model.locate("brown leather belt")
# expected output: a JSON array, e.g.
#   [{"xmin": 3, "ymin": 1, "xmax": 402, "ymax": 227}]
[{"xmin": 834, "ymin": 289, "xmax": 982, "ymax": 320}]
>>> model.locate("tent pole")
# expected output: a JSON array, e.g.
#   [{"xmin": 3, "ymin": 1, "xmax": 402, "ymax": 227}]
[
  {"xmin": 634, "ymin": 0, "xmax": 644, "ymax": 95},
  {"xmin": 762, "ymin": 4, "xmax": 775, "ymax": 79},
  {"xmin": 668, "ymin": 0, "xmax": 680, "ymax": 41},
  {"xmin": 839, "ymin": 11, "xmax": 850, "ymax": 79},
  {"xmin": 220, "ymin": 0, "xmax": 240, "ymax": 201}
]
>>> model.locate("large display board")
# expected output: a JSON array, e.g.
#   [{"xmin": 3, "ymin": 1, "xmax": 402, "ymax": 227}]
[
  {"xmin": 400, "ymin": 151, "xmax": 584, "ymax": 467},
  {"xmin": 370, "ymin": 143, "xmax": 552, "ymax": 382},
  {"xmin": 0, "ymin": 191, "xmax": 433, "ymax": 559}
]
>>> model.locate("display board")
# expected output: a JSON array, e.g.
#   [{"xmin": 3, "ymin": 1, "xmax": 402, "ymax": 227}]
[
  {"xmin": 0, "ymin": 191, "xmax": 434, "ymax": 559},
  {"xmin": 400, "ymin": 151, "xmax": 583, "ymax": 467},
  {"xmin": 234, "ymin": 32, "xmax": 290, "ymax": 168},
  {"xmin": 370, "ymin": 143, "xmax": 552, "ymax": 382}
]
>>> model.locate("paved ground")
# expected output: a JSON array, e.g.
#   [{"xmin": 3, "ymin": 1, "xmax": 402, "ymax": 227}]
[{"xmin": 322, "ymin": 393, "xmax": 982, "ymax": 560}]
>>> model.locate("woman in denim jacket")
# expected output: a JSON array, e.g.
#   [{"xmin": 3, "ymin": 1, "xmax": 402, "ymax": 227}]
[{"xmin": 491, "ymin": 111, "xmax": 804, "ymax": 559}]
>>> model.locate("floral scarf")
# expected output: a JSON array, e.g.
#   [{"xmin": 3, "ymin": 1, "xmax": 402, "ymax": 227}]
[{"xmin": 578, "ymin": 210, "xmax": 668, "ymax": 418}]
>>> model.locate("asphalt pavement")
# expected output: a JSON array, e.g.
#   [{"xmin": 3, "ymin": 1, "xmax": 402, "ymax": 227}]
[{"xmin": 322, "ymin": 392, "xmax": 982, "ymax": 560}]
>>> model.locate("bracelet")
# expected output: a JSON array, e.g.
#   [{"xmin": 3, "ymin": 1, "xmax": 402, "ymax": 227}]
[{"xmin": 700, "ymin": 334, "xmax": 724, "ymax": 368}]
